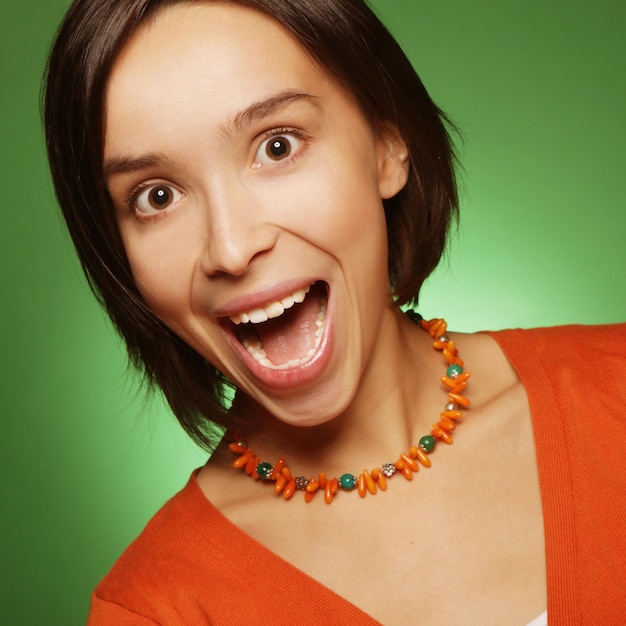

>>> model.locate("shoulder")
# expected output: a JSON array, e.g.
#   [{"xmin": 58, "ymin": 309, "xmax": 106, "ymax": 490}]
[
  {"xmin": 478, "ymin": 323, "xmax": 625, "ymax": 389},
  {"xmin": 90, "ymin": 471, "xmax": 231, "ymax": 622},
  {"xmin": 479, "ymin": 323, "xmax": 626, "ymax": 478},
  {"xmin": 89, "ymin": 470, "xmax": 360, "ymax": 625},
  {"xmin": 92, "ymin": 473, "xmax": 199, "ymax": 584},
  {"xmin": 484, "ymin": 322, "xmax": 626, "ymax": 362},
  {"xmin": 484, "ymin": 322, "xmax": 625, "ymax": 396}
]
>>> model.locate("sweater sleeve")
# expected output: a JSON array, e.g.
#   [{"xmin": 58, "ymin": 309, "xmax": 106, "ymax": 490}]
[{"xmin": 88, "ymin": 594, "xmax": 159, "ymax": 625}]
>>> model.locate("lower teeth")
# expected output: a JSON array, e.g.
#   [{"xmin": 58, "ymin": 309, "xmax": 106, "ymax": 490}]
[{"xmin": 242, "ymin": 297, "xmax": 327, "ymax": 370}]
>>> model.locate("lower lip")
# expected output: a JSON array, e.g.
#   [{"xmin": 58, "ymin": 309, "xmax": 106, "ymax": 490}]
[{"xmin": 221, "ymin": 297, "xmax": 334, "ymax": 392}]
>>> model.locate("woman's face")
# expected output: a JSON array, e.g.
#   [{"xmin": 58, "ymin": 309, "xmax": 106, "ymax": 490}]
[{"xmin": 104, "ymin": 3, "xmax": 408, "ymax": 425}]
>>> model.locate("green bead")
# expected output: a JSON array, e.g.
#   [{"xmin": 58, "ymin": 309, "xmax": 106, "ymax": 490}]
[
  {"xmin": 339, "ymin": 473, "xmax": 357, "ymax": 490},
  {"xmin": 419, "ymin": 435, "xmax": 436, "ymax": 453},
  {"xmin": 446, "ymin": 364, "xmax": 463, "ymax": 379},
  {"xmin": 256, "ymin": 462, "xmax": 274, "ymax": 480}
]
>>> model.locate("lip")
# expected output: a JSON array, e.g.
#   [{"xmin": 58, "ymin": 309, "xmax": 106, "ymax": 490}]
[
  {"xmin": 218, "ymin": 280, "xmax": 334, "ymax": 390},
  {"xmin": 215, "ymin": 278, "xmax": 317, "ymax": 318}
]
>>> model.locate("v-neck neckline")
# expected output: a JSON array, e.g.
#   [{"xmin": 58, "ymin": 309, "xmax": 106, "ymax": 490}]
[
  {"xmin": 190, "ymin": 328, "xmax": 561, "ymax": 623},
  {"xmin": 186, "ymin": 470, "xmax": 383, "ymax": 624}
]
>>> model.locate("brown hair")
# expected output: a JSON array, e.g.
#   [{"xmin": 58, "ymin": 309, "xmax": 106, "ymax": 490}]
[{"xmin": 44, "ymin": 0, "xmax": 459, "ymax": 449}]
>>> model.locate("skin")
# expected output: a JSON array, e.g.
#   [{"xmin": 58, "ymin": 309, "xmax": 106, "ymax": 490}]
[{"xmin": 105, "ymin": 4, "xmax": 546, "ymax": 623}]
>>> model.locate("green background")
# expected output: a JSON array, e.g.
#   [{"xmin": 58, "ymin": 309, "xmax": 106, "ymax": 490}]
[{"xmin": 1, "ymin": 1, "xmax": 623, "ymax": 623}]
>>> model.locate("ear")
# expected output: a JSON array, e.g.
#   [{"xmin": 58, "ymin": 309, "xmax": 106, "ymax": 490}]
[{"xmin": 376, "ymin": 124, "xmax": 410, "ymax": 200}]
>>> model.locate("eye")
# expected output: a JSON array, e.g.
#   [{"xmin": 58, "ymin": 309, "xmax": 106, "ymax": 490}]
[
  {"xmin": 253, "ymin": 130, "xmax": 305, "ymax": 168},
  {"xmin": 132, "ymin": 183, "xmax": 182, "ymax": 216}
]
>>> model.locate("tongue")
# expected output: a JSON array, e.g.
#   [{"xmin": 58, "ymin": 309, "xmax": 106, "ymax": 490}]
[{"xmin": 255, "ymin": 286, "xmax": 323, "ymax": 365}]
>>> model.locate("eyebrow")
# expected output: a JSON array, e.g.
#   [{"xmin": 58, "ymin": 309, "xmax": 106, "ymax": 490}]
[
  {"xmin": 103, "ymin": 90, "xmax": 321, "ymax": 182},
  {"xmin": 221, "ymin": 90, "xmax": 321, "ymax": 139},
  {"xmin": 103, "ymin": 154, "xmax": 175, "ymax": 181}
]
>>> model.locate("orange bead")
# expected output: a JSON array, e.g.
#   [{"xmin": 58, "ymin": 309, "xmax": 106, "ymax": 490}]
[
  {"xmin": 441, "ymin": 376, "xmax": 456, "ymax": 389},
  {"xmin": 306, "ymin": 480, "xmax": 320, "ymax": 493},
  {"xmin": 330, "ymin": 477, "xmax": 339, "ymax": 495},
  {"xmin": 324, "ymin": 481, "xmax": 334, "ymax": 504},
  {"xmin": 443, "ymin": 348, "xmax": 456, "ymax": 364},
  {"xmin": 433, "ymin": 339, "xmax": 448, "ymax": 350},
  {"xmin": 274, "ymin": 474, "xmax": 286, "ymax": 494},
  {"xmin": 358, "ymin": 473, "xmax": 367, "ymax": 498},
  {"xmin": 446, "ymin": 340, "xmax": 456, "ymax": 354},
  {"xmin": 450, "ymin": 381, "xmax": 467, "ymax": 394},
  {"xmin": 364, "ymin": 469, "xmax": 377, "ymax": 495},
  {"xmin": 453, "ymin": 357, "xmax": 464, "ymax": 367},
  {"xmin": 438, "ymin": 416, "xmax": 456, "ymax": 431},
  {"xmin": 232, "ymin": 451, "xmax": 253, "ymax": 469},
  {"xmin": 228, "ymin": 442, "xmax": 247, "ymax": 454},
  {"xmin": 419, "ymin": 319, "xmax": 430, "ymax": 331},
  {"xmin": 304, "ymin": 490, "xmax": 316, "ymax": 503},
  {"xmin": 283, "ymin": 479, "xmax": 296, "ymax": 499},
  {"xmin": 448, "ymin": 392, "xmax": 470, "ymax": 408},
  {"xmin": 245, "ymin": 455, "xmax": 259, "ymax": 476},
  {"xmin": 400, "ymin": 453, "xmax": 419, "ymax": 472},
  {"xmin": 376, "ymin": 472, "xmax": 388, "ymax": 491},
  {"xmin": 429, "ymin": 319, "xmax": 445, "ymax": 338},
  {"xmin": 318, "ymin": 472, "xmax": 327, "ymax": 489},
  {"xmin": 282, "ymin": 467, "xmax": 293, "ymax": 482},
  {"xmin": 371, "ymin": 468, "xmax": 381, "ymax": 479},
  {"xmin": 441, "ymin": 409, "xmax": 463, "ymax": 420},
  {"xmin": 431, "ymin": 427, "xmax": 453, "ymax": 444},
  {"xmin": 399, "ymin": 464, "xmax": 413, "ymax": 480},
  {"xmin": 414, "ymin": 447, "xmax": 432, "ymax": 468},
  {"xmin": 274, "ymin": 458, "xmax": 286, "ymax": 475},
  {"xmin": 456, "ymin": 371, "xmax": 472, "ymax": 383}
]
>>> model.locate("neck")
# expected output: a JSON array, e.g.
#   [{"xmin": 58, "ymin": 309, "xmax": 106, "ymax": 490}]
[{"xmin": 231, "ymin": 308, "xmax": 446, "ymax": 478}]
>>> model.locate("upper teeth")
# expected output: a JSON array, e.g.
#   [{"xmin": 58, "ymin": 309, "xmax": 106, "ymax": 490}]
[{"xmin": 229, "ymin": 284, "xmax": 311, "ymax": 325}]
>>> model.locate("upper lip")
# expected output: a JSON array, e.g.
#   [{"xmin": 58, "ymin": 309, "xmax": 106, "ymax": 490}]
[{"xmin": 214, "ymin": 278, "xmax": 320, "ymax": 320}]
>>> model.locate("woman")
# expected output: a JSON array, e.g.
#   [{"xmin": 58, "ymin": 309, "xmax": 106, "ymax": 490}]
[{"xmin": 44, "ymin": 0, "xmax": 625, "ymax": 624}]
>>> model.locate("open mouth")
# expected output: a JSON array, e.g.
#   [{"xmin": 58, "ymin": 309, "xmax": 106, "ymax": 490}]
[{"xmin": 226, "ymin": 282, "xmax": 328, "ymax": 370}]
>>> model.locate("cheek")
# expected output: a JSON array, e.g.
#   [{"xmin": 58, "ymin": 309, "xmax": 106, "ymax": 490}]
[
  {"xmin": 274, "ymin": 147, "xmax": 387, "ymax": 255},
  {"xmin": 121, "ymin": 227, "xmax": 198, "ymax": 325}
]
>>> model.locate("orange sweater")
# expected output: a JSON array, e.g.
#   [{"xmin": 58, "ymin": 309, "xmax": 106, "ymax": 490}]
[{"xmin": 88, "ymin": 324, "xmax": 626, "ymax": 625}]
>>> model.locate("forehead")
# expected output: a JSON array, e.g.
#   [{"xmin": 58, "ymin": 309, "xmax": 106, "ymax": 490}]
[
  {"xmin": 116, "ymin": 2, "xmax": 319, "ymax": 77},
  {"xmin": 105, "ymin": 3, "xmax": 327, "ymax": 147}
]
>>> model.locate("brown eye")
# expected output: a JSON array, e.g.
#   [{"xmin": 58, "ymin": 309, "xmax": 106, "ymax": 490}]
[
  {"xmin": 253, "ymin": 131, "xmax": 305, "ymax": 168},
  {"xmin": 134, "ymin": 184, "xmax": 182, "ymax": 216},
  {"xmin": 265, "ymin": 137, "xmax": 292, "ymax": 160},
  {"xmin": 149, "ymin": 186, "xmax": 172, "ymax": 208}
]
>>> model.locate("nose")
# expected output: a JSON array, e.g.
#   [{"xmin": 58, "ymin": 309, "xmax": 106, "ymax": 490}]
[{"xmin": 199, "ymin": 182, "xmax": 278, "ymax": 277}]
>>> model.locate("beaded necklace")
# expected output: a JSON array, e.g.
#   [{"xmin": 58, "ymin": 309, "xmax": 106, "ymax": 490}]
[{"xmin": 228, "ymin": 314, "xmax": 471, "ymax": 504}]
